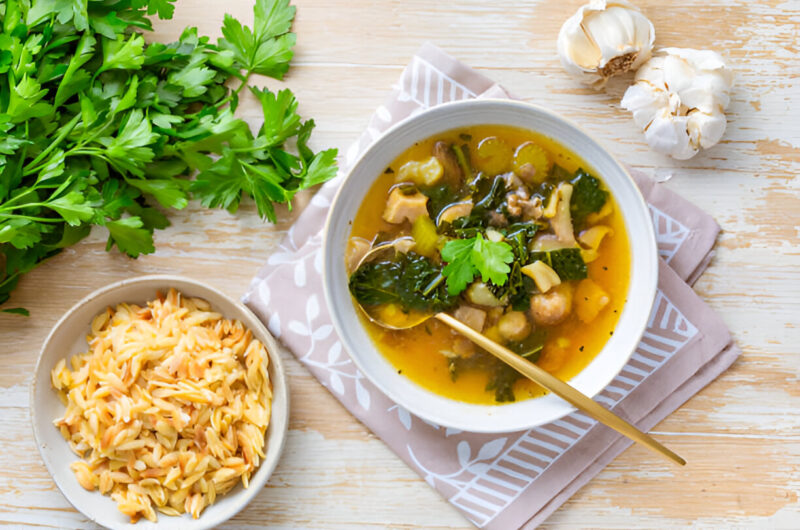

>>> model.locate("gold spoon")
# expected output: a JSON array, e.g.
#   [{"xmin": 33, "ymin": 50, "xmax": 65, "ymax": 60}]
[{"xmin": 353, "ymin": 242, "xmax": 686, "ymax": 466}]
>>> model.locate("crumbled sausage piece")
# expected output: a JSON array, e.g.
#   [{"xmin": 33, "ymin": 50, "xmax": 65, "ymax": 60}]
[{"xmin": 530, "ymin": 284, "xmax": 573, "ymax": 326}]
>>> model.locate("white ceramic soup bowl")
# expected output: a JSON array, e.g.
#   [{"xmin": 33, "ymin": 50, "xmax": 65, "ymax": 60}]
[
  {"xmin": 323, "ymin": 99, "xmax": 657, "ymax": 433},
  {"xmin": 31, "ymin": 275, "xmax": 289, "ymax": 530}
]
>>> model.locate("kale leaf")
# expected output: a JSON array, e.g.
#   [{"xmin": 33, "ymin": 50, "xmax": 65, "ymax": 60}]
[
  {"xmin": 419, "ymin": 182, "xmax": 462, "ymax": 221},
  {"xmin": 529, "ymin": 248, "xmax": 588, "ymax": 281},
  {"xmin": 570, "ymin": 169, "xmax": 607, "ymax": 227},
  {"xmin": 486, "ymin": 363, "xmax": 518, "ymax": 403},
  {"xmin": 349, "ymin": 252, "xmax": 458, "ymax": 313},
  {"xmin": 485, "ymin": 330, "xmax": 546, "ymax": 402},
  {"xmin": 348, "ymin": 260, "xmax": 401, "ymax": 306}
]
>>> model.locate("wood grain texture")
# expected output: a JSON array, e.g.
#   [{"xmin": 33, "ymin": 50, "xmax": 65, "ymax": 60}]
[{"xmin": 1, "ymin": 0, "xmax": 798, "ymax": 528}]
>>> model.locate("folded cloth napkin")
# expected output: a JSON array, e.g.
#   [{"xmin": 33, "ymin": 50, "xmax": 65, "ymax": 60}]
[{"xmin": 244, "ymin": 43, "xmax": 741, "ymax": 529}]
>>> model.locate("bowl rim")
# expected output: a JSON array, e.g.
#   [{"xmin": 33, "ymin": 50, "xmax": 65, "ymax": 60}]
[
  {"xmin": 322, "ymin": 98, "xmax": 658, "ymax": 432},
  {"xmin": 30, "ymin": 274, "xmax": 290, "ymax": 530}
]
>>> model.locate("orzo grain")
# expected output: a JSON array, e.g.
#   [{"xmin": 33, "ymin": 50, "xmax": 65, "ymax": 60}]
[{"xmin": 51, "ymin": 288, "xmax": 272, "ymax": 523}]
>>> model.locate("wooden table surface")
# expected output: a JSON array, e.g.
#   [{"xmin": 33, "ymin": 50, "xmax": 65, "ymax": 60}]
[{"xmin": 2, "ymin": 0, "xmax": 798, "ymax": 528}]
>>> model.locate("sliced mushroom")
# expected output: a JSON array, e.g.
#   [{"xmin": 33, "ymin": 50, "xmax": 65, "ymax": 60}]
[
  {"xmin": 433, "ymin": 141, "xmax": 463, "ymax": 184},
  {"xmin": 437, "ymin": 201, "xmax": 473, "ymax": 226},
  {"xmin": 547, "ymin": 183, "xmax": 576, "ymax": 245},
  {"xmin": 345, "ymin": 237, "xmax": 371, "ymax": 274}
]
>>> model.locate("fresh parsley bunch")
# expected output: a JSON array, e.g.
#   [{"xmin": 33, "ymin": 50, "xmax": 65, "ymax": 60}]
[{"xmin": 0, "ymin": 0, "xmax": 337, "ymax": 313}]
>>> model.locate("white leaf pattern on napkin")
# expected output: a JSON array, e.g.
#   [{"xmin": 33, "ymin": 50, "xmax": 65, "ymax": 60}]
[{"xmin": 245, "ymin": 43, "xmax": 737, "ymax": 530}]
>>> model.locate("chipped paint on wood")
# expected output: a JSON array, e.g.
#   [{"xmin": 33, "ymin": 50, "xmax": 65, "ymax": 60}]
[{"xmin": 1, "ymin": 0, "xmax": 798, "ymax": 527}]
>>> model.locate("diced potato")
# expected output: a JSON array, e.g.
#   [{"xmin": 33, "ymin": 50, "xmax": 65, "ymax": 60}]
[
  {"xmin": 476, "ymin": 137, "xmax": 512, "ymax": 175},
  {"xmin": 521, "ymin": 260, "xmax": 561, "ymax": 293},
  {"xmin": 454, "ymin": 305, "xmax": 487, "ymax": 332},
  {"xmin": 383, "ymin": 187, "xmax": 429, "ymax": 224},
  {"xmin": 574, "ymin": 279, "xmax": 610, "ymax": 323},
  {"xmin": 497, "ymin": 311, "xmax": 531, "ymax": 342},
  {"xmin": 513, "ymin": 142, "xmax": 551, "ymax": 184},
  {"xmin": 411, "ymin": 215, "xmax": 439, "ymax": 257},
  {"xmin": 397, "ymin": 157, "xmax": 443, "ymax": 186}
]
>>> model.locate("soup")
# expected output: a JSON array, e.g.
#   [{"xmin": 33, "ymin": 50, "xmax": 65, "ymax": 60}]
[{"xmin": 347, "ymin": 125, "xmax": 630, "ymax": 404}]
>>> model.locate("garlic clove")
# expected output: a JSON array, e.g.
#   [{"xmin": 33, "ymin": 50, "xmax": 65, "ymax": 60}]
[
  {"xmin": 663, "ymin": 47, "xmax": 728, "ymax": 71},
  {"xmin": 663, "ymin": 54, "xmax": 696, "ymax": 95},
  {"xmin": 619, "ymin": 83, "xmax": 667, "ymax": 129},
  {"xmin": 643, "ymin": 110, "xmax": 696, "ymax": 160},
  {"xmin": 621, "ymin": 47, "xmax": 733, "ymax": 159},
  {"xmin": 688, "ymin": 110, "xmax": 727, "ymax": 149},
  {"xmin": 558, "ymin": 0, "xmax": 656, "ymax": 88}
]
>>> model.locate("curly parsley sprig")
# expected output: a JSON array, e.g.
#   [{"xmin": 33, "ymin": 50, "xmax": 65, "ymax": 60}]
[{"xmin": 0, "ymin": 0, "xmax": 338, "ymax": 312}]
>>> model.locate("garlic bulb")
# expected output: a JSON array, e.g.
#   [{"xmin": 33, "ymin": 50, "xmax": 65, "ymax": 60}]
[
  {"xmin": 621, "ymin": 48, "xmax": 733, "ymax": 160},
  {"xmin": 557, "ymin": 0, "xmax": 655, "ymax": 88}
]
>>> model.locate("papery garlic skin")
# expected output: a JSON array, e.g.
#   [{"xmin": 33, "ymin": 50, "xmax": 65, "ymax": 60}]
[
  {"xmin": 621, "ymin": 48, "xmax": 734, "ymax": 160},
  {"xmin": 558, "ymin": 0, "xmax": 656, "ymax": 88}
]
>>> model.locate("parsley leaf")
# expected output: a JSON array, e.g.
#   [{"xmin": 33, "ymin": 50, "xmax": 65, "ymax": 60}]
[
  {"xmin": 220, "ymin": 0, "xmax": 296, "ymax": 79},
  {"xmin": 472, "ymin": 234, "xmax": 514, "ymax": 286},
  {"xmin": 146, "ymin": 0, "xmax": 178, "ymax": 20},
  {"xmin": 99, "ymin": 34, "xmax": 146, "ymax": 73},
  {"xmin": 0, "ymin": 0, "xmax": 337, "ymax": 314},
  {"xmin": 441, "ymin": 238, "xmax": 476, "ymax": 295},
  {"xmin": 105, "ymin": 217, "xmax": 155, "ymax": 258},
  {"xmin": 441, "ymin": 235, "xmax": 514, "ymax": 295}
]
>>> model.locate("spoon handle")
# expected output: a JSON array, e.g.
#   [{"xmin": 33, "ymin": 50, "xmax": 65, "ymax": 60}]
[{"xmin": 435, "ymin": 312, "xmax": 686, "ymax": 467}]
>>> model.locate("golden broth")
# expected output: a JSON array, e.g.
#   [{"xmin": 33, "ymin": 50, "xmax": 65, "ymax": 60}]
[{"xmin": 350, "ymin": 125, "xmax": 630, "ymax": 405}]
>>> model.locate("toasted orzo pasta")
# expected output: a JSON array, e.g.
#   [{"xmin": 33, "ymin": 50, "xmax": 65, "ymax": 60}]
[{"xmin": 51, "ymin": 288, "xmax": 272, "ymax": 523}]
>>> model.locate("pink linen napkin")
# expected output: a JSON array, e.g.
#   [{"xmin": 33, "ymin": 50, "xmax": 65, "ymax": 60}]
[{"xmin": 243, "ymin": 43, "xmax": 740, "ymax": 529}]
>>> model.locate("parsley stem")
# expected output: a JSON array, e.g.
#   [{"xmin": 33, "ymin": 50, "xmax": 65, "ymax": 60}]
[
  {"xmin": 0, "ymin": 187, "xmax": 38, "ymax": 211},
  {"xmin": 0, "ymin": 272, "xmax": 21, "ymax": 291},
  {"xmin": 0, "ymin": 213, "xmax": 64, "ymax": 223},
  {"xmin": 22, "ymin": 114, "xmax": 81, "ymax": 174},
  {"xmin": 214, "ymin": 72, "xmax": 252, "ymax": 110},
  {"xmin": 0, "ymin": 201, "xmax": 49, "ymax": 212}
]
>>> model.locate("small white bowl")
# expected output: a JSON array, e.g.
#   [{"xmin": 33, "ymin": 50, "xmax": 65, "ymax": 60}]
[
  {"xmin": 323, "ymin": 99, "xmax": 658, "ymax": 433},
  {"xmin": 31, "ymin": 275, "xmax": 289, "ymax": 529}
]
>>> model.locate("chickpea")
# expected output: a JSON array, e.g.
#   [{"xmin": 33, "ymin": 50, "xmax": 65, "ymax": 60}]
[{"xmin": 497, "ymin": 311, "xmax": 532, "ymax": 342}]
